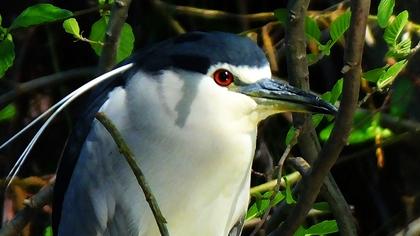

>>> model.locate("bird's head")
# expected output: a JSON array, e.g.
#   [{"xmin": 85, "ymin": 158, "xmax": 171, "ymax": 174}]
[{"xmin": 125, "ymin": 31, "xmax": 336, "ymax": 132}]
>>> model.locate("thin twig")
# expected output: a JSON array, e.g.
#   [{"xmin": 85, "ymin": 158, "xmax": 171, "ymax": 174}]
[
  {"xmin": 0, "ymin": 181, "xmax": 54, "ymax": 236},
  {"xmin": 98, "ymin": 0, "xmax": 133, "ymax": 72},
  {"xmin": 272, "ymin": 0, "xmax": 369, "ymax": 234},
  {"xmin": 95, "ymin": 112, "xmax": 169, "ymax": 236},
  {"xmin": 250, "ymin": 171, "xmax": 302, "ymax": 196},
  {"xmin": 250, "ymin": 130, "xmax": 300, "ymax": 236},
  {"xmin": 153, "ymin": 0, "xmax": 275, "ymax": 22}
]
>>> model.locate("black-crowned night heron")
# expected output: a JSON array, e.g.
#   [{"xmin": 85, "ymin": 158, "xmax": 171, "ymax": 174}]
[{"xmin": 5, "ymin": 31, "xmax": 337, "ymax": 236}]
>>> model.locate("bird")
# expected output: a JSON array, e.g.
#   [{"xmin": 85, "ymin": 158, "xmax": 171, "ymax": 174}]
[{"xmin": 4, "ymin": 31, "xmax": 337, "ymax": 236}]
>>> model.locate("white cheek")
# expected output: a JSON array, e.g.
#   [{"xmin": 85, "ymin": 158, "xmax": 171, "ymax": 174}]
[{"xmin": 194, "ymin": 77, "xmax": 258, "ymax": 131}]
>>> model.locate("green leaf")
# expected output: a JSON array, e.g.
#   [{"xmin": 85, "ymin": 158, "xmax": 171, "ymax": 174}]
[
  {"xmin": 320, "ymin": 111, "xmax": 393, "ymax": 143},
  {"xmin": 284, "ymin": 177, "xmax": 296, "ymax": 204},
  {"xmin": 377, "ymin": 60, "xmax": 407, "ymax": 89},
  {"xmin": 313, "ymin": 202, "xmax": 331, "ymax": 212},
  {"xmin": 63, "ymin": 18, "xmax": 81, "ymax": 39},
  {"xmin": 305, "ymin": 220, "xmax": 339, "ymax": 235},
  {"xmin": 117, "ymin": 23, "xmax": 135, "ymax": 62},
  {"xmin": 0, "ymin": 104, "xmax": 16, "ymax": 122},
  {"xmin": 330, "ymin": 11, "xmax": 351, "ymax": 42},
  {"xmin": 377, "ymin": 0, "xmax": 395, "ymax": 28},
  {"xmin": 0, "ymin": 34, "xmax": 15, "ymax": 78},
  {"xmin": 305, "ymin": 17, "xmax": 321, "ymax": 43},
  {"xmin": 285, "ymin": 126, "xmax": 296, "ymax": 146},
  {"xmin": 89, "ymin": 17, "xmax": 107, "ymax": 55},
  {"xmin": 312, "ymin": 113, "xmax": 324, "ymax": 128},
  {"xmin": 89, "ymin": 17, "xmax": 135, "ymax": 63},
  {"xmin": 319, "ymin": 40, "xmax": 333, "ymax": 56},
  {"xmin": 363, "ymin": 67, "xmax": 387, "ymax": 82},
  {"xmin": 320, "ymin": 11, "xmax": 350, "ymax": 55},
  {"xmin": 330, "ymin": 78, "xmax": 343, "ymax": 104},
  {"xmin": 383, "ymin": 10, "xmax": 409, "ymax": 46},
  {"xmin": 43, "ymin": 226, "xmax": 53, "ymax": 236},
  {"xmin": 321, "ymin": 91, "xmax": 332, "ymax": 103},
  {"xmin": 386, "ymin": 38, "xmax": 411, "ymax": 59},
  {"xmin": 293, "ymin": 226, "xmax": 307, "ymax": 236},
  {"xmin": 245, "ymin": 203, "xmax": 259, "ymax": 221},
  {"xmin": 307, "ymin": 53, "xmax": 319, "ymax": 65},
  {"xmin": 274, "ymin": 9, "xmax": 288, "ymax": 23},
  {"xmin": 272, "ymin": 191, "xmax": 285, "ymax": 205},
  {"xmin": 10, "ymin": 4, "xmax": 73, "ymax": 30},
  {"xmin": 245, "ymin": 191, "xmax": 285, "ymax": 221},
  {"xmin": 98, "ymin": 0, "xmax": 115, "ymax": 6},
  {"xmin": 390, "ymin": 77, "xmax": 413, "ymax": 118}
]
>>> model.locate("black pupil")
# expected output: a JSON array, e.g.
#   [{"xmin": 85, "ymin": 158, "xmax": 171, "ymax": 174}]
[{"xmin": 220, "ymin": 71, "xmax": 230, "ymax": 81}]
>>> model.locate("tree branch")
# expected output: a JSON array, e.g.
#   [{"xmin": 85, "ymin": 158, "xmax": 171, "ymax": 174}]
[
  {"xmin": 0, "ymin": 181, "xmax": 54, "ymax": 236},
  {"xmin": 0, "ymin": 67, "xmax": 95, "ymax": 108},
  {"xmin": 272, "ymin": 0, "xmax": 370, "ymax": 234},
  {"xmin": 153, "ymin": 0, "xmax": 275, "ymax": 22},
  {"xmin": 95, "ymin": 112, "xmax": 169, "ymax": 236},
  {"xmin": 98, "ymin": 0, "xmax": 133, "ymax": 72},
  {"xmin": 266, "ymin": 0, "xmax": 357, "ymax": 234}
]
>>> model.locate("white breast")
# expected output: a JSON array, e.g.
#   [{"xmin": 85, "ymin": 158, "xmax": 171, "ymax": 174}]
[{"xmin": 59, "ymin": 69, "xmax": 259, "ymax": 236}]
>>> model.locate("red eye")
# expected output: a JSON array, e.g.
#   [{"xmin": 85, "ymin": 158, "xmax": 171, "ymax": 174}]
[{"xmin": 213, "ymin": 69, "xmax": 234, "ymax": 87}]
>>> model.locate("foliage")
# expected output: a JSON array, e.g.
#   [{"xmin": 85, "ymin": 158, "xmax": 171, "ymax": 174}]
[
  {"xmin": 0, "ymin": 104, "xmax": 16, "ymax": 122},
  {"xmin": 0, "ymin": 0, "xmax": 135, "ymax": 122},
  {"xmin": 9, "ymin": 4, "xmax": 73, "ymax": 30},
  {"xmin": 88, "ymin": 16, "xmax": 134, "ymax": 63},
  {"xmin": 294, "ymin": 220, "xmax": 338, "ymax": 236}
]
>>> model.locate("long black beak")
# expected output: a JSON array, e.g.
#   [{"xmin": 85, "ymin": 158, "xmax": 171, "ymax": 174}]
[{"xmin": 238, "ymin": 78, "xmax": 337, "ymax": 115}]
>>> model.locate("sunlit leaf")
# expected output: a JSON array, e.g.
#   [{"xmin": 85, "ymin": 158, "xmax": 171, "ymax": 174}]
[
  {"xmin": 272, "ymin": 191, "xmax": 285, "ymax": 205},
  {"xmin": 311, "ymin": 78, "xmax": 342, "ymax": 128},
  {"xmin": 377, "ymin": 0, "xmax": 395, "ymax": 28},
  {"xmin": 117, "ymin": 23, "xmax": 135, "ymax": 62},
  {"xmin": 305, "ymin": 220, "xmax": 339, "ymax": 235},
  {"xmin": 98, "ymin": 0, "xmax": 115, "ymax": 6},
  {"xmin": 63, "ymin": 18, "xmax": 81, "ymax": 39},
  {"xmin": 293, "ymin": 226, "xmax": 306, "ymax": 236},
  {"xmin": 43, "ymin": 226, "xmax": 53, "ymax": 236},
  {"xmin": 89, "ymin": 16, "xmax": 134, "ymax": 63},
  {"xmin": 377, "ymin": 60, "xmax": 407, "ymax": 89},
  {"xmin": 320, "ymin": 111, "xmax": 393, "ymax": 143},
  {"xmin": 285, "ymin": 126, "xmax": 296, "ymax": 146},
  {"xmin": 0, "ymin": 104, "xmax": 16, "ymax": 122},
  {"xmin": 10, "ymin": 4, "xmax": 73, "ymax": 30},
  {"xmin": 330, "ymin": 78, "xmax": 343, "ymax": 104},
  {"xmin": 89, "ymin": 17, "xmax": 107, "ymax": 56},
  {"xmin": 386, "ymin": 38, "xmax": 411, "ymax": 59},
  {"xmin": 274, "ymin": 8, "xmax": 288, "ymax": 23},
  {"xmin": 284, "ymin": 177, "xmax": 296, "ymax": 204},
  {"xmin": 0, "ymin": 34, "xmax": 15, "ymax": 78},
  {"xmin": 312, "ymin": 113, "xmax": 324, "ymax": 128},
  {"xmin": 330, "ymin": 11, "xmax": 351, "ymax": 42},
  {"xmin": 245, "ymin": 203, "xmax": 259, "ymax": 221},
  {"xmin": 318, "ymin": 40, "xmax": 333, "ymax": 56},
  {"xmin": 383, "ymin": 10, "xmax": 409, "ymax": 46},
  {"xmin": 245, "ymin": 191, "xmax": 285, "ymax": 221},
  {"xmin": 363, "ymin": 67, "xmax": 387, "ymax": 83},
  {"xmin": 305, "ymin": 17, "xmax": 321, "ymax": 43}
]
